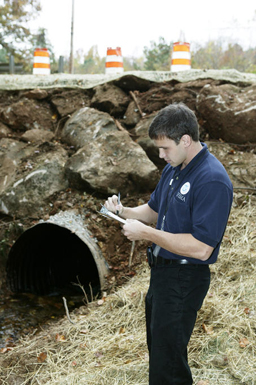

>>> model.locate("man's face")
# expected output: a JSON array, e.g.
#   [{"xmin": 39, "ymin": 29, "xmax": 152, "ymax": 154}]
[{"xmin": 154, "ymin": 137, "xmax": 186, "ymax": 168}]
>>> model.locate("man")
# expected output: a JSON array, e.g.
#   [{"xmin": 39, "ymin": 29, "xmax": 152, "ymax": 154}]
[{"xmin": 104, "ymin": 103, "xmax": 233, "ymax": 384}]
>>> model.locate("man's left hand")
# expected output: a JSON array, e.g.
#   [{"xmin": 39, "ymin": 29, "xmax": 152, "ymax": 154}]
[{"xmin": 122, "ymin": 219, "xmax": 148, "ymax": 241}]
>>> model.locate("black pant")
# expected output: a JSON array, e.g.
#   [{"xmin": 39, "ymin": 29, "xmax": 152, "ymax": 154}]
[{"xmin": 145, "ymin": 263, "xmax": 210, "ymax": 385}]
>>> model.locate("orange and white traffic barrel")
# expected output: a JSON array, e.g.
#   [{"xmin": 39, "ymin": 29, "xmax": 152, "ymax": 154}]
[
  {"xmin": 171, "ymin": 42, "xmax": 191, "ymax": 72},
  {"xmin": 33, "ymin": 48, "xmax": 51, "ymax": 75},
  {"xmin": 105, "ymin": 47, "xmax": 124, "ymax": 74}
]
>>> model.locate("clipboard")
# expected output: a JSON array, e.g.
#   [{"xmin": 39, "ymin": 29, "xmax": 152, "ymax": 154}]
[{"xmin": 99, "ymin": 205, "xmax": 126, "ymax": 224}]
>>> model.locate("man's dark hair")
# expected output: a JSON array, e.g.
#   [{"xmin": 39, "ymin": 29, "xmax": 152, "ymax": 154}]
[{"xmin": 148, "ymin": 103, "xmax": 199, "ymax": 144}]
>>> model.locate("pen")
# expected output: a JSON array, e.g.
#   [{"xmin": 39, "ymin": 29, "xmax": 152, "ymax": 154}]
[{"xmin": 116, "ymin": 192, "xmax": 121, "ymax": 215}]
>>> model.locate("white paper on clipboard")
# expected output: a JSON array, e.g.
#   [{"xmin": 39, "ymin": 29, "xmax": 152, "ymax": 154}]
[{"xmin": 99, "ymin": 205, "xmax": 126, "ymax": 224}]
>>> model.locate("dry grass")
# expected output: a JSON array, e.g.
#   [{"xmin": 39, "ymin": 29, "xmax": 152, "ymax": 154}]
[{"xmin": 0, "ymin": 192, "xmax": 255, "ymax": 385}]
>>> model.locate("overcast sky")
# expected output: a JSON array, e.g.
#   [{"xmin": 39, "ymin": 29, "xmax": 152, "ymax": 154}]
[{"xmin": 30, "ymin": 0, "xmax": 256, "ymax": 58}]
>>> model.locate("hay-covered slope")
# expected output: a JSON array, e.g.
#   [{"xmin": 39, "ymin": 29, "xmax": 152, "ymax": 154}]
[{"xmin": 0, "ymin": 192, "xmax": 255, "ymax": 385}]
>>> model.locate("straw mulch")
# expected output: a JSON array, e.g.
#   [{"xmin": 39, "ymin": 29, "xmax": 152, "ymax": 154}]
[{"xmin": 0, "ymin": 192, "xmax": 255, "ymax": 385}]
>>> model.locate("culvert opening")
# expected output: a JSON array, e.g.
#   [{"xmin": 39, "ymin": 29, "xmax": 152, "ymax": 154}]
[{"xmin": 6, "ymin": 212, "xmax": 109, "ymax": 297}]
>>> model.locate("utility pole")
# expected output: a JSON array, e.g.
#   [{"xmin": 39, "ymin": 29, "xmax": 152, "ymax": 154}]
[{"xmin": 69, "ymin": 0, "xmax": 74, "ymax": 74}]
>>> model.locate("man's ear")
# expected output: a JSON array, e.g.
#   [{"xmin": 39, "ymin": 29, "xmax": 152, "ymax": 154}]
[{"xmin": 181, "ymin": 134, "xmax": 192, "ymax": 148}]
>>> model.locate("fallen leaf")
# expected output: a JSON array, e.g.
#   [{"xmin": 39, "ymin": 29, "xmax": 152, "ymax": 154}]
[
  {"xmin": 239, "ymin": 337, "xmax": 250, "ymax": 348},
  {"xmin": 71, "ymin": 361, "xmax": 77, "ymax": 366},
  {"xmin": 202, "ymin": 323, "xmax": 214, "ymax": 335},
  {"xmin": 125, "ymin": 359, "xmax": 132, "ymax": 364},
  {"xmin": 37, "ymin": 352, "xmax": 47, "ymax": 363},
  {"xmin": 119, "ymin": 326, "xmax": 126, "ymax": 334},
  {"xmin": 244, "ymin": 307, "xmax": 250, "ymax": 314},
  {"xmin": 55, "ymin": 333, "xmax": 66, "ymax": 342},
  {"xmin": 0, "ymin": 347, "xmax": 13, "ymax": 354}
]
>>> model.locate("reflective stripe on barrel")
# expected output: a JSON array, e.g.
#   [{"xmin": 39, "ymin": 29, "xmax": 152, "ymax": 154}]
[
  {"xmin": 105, "ymin": 47, "xmax": 124, "ymax": 74},
  {"xmin": 33, "ymin": 48, "xmax": 50, "ymax": 75},
  {"xmin": 171, "ymin": 42, "xmax": 191, "ymax": 72}
]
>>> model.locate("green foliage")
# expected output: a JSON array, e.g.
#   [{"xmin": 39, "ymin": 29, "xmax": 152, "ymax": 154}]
[
  {"xmin": 192, "ymin": 40, "xmax": 256, "ymax": 73},
  {"xmin": 124, "ymin": 56, "xmax": 144, "ymax": 71},
  {"xmin": 0, "ymin": 47, "xmax": 8, "ymax": 62},
  {"xmin": 0, "ymin": 0, "xmax": 41, "ymax": 66},
  {"xmin": 191, "ymin": 40, "xmax": 224, "ymax": 69},
  {"xmin": 70, "ymin": 46, "xmax": 105, "ymax": 74},
  {"xmin": 143, "ymin": 37, "xmax": 172, "ymax": 71}
]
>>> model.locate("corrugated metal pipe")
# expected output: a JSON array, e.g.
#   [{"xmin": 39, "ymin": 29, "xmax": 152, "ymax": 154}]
[{"xmin": 6, "ymin": 211, "xmax": 109, "ymax": 296}]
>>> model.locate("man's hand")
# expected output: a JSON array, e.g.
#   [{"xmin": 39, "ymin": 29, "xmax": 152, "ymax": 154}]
[
  {"xmin": 104, "ymin": 195, "xmax": 123, "ymax": 215},
  {"xmin": 122, "ymin": 219, "xmax": 149, "ymax": 241}
]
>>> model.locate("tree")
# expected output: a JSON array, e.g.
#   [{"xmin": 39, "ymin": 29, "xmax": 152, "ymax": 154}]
[
  {"xmin": 221, "ymin": 43, "xmax": 247, "ymax": 72},
  {"xmin": 191, "ymin": 40, "xmax": 256, "ymax": 73},
  {"xmin": 191, "ymin": 40, "xmax": 224, "ymax": 69},
  {"xmin": 0, "ymin": 0, "xmax": 41, "ymax": 63},
  {"xmin": 30, "ymin": 27, "xmax": 58, "ymax": 72},
  {"xmin": 143, "ymin": 37, "xmax": 172, "ymax": 71},
  {"xmin": 0, "ymin": 47, "xmax": 8, "ymax": 62},
  {"xmin": 70, "ymin": 46, "xmax": 105, "ymax": 74},
  {"xmin": 123, "ymin": 56, "xmax": 144, "ymax": 71}
]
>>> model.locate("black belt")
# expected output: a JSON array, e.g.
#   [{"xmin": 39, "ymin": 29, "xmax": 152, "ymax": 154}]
[{"xmin": 149, "ymin": 255, "xmax": 190, "ymax": 267}]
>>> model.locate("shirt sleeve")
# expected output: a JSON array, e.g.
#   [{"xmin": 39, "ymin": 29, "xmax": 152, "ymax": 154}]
[
  {"xmin": 147, "ymin": 165, "xmax": 170, "ymax": 213},
  {"xmin": 191, "ymin": 181, "xmax": 233, "ymax": 247},
  {"xmin": 148, "ymin": 184, "xmax": 160, "ymax": 213}
]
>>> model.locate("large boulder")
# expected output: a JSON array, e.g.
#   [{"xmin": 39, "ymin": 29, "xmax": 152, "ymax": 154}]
[
  {"xmin": 0, "ymin": 143, "xmax": 68, "ymax": 217},
  {"xmin": 62, "ymin": 107, "xmax": 159, "ymax": 194},
  {"xmin": 64, "ymin": 130, "xmax": 159, "ymax": 195},
  {"xmin": 0, "ymin": 98, "xmax": 56, "ymax": 132},
  {"xmin": 61, "ymin": 107, "xmax": 117, "ymax": 149},
  {"xmin": 196, "ymin": 84, "xmax": 256, "ymax": 143}
]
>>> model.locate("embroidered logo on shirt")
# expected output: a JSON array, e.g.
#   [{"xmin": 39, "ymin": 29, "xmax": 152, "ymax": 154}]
[
  {"xmin": 176, "ymin": 192, "xmax": 186, "ymax": 202},
  {"xmin": 180, "ymin": 182, "xmax": 190, "ymax": 195}
]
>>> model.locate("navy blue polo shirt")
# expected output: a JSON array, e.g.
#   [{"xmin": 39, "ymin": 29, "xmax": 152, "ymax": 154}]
[{"xmin": 148, "ymin": 142, "xmax": 233, "ymax": 264}]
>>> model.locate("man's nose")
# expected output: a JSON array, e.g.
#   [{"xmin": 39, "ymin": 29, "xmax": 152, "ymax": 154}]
[{"xmin": 159, "ymin": 149, "xmax": 165, "ymax": 158}]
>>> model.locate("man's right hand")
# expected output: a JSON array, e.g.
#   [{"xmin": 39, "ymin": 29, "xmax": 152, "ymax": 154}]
[{"xmin": 104, "ymin": 195, "xmax": 124, "ymax": 215}]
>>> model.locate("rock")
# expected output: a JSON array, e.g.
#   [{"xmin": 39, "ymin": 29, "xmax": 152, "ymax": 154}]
[
  {"xmin": 0, "ymin": 98, "xmax": 56, "ymax": 132},
  {"xmin": 61, "ymin": 107, "xmax": 117, "ymax": 149},
  {"xmin": 0, "ymin": 138, "xmax": 37, "ymax": 193},
  {"xmin": 134, "ymin": 83, "xmax": 199, "ymax": 116},
  {"xmin": 22, "ymin": 89, "xmax": 49, "ymax": 100},
  {"xmin": 136, "ymin": 85, "xmax": 175, "ymax": 115},
  {"xmin": 0, "ymin": 122, "xmax": 12, "ymax": 138},
  {"xmin": 62, "ymin": 107, "xmax": 159, "ymax": 194},
  {"xmin": 0, "ymin": 143, "xmax": 68, "ymax": 217},
  {"xmin": 197, "ymin": 83, "xmax": 256, "ymax": 143},
  {"xmin": 50, "ymin": 89, "xmax": 92, "ymax": 117},
  {"xmin": 64, "ymin": 130, "xmax": 159, "ymax": 195},
  {"xmin": 206, "ymin": 141, "xmax": 256, "ymax": 189},
  {"xmin": 90, "ymin": 83, "xmax": 130, "ymax": 118},
  {"xmin": 134, "ymin": 113, "xmax": 166, "ymax": 169},
  {"xmin": 123, "ymin": 100, "xmax": 141, "ymax": 126},
  {"xmin": 21, "ymin": 129, "xmax": 55, "ymax": 144}
]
